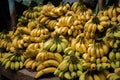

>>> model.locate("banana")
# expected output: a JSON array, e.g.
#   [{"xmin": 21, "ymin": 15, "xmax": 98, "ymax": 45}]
[
  {"xmin": 108, "ymin": 5, "xmax": 114, "ymax": 18},
  {"xmin": 90, "ymin": 45, "xmax": 96, "ymax": 58},
  {"xmin": 97, "ymin": 24, "xmax": 104, "ymax": 32},
  {"xmin": 2, "ymin": 58, "xmax": 9, "ymax": 66},
  {"xmin": 5, "ymin": 61, "xmax": 11, "ymax": 69},
  {"xmin": 101, "ymin": 56, "xmax": 108, "ymax": 63},
  {"xmin": 115, "ymin": 61, "xmax": 120, "ymax": 68},
  {"xmin": 54, "ymin": 53, "xmax": 63, "ymax": 63},
  {"xmin": 112, "ymin": 8, "xmax": 117, "ymax": 17},
  {"xmin": 31, "ymin": 61, "xmax": 37, "ymax": 70},
  {"xmin": 64, "ymin": 47, "xmax": 73, "ymax": 55},
  {"xmin": 77, "ymin": 70, "xmax": 83, "ymax": 77},
  {"xmin": 77, "ymin": 63, "xmax": 83, "ymax": 71},
  {"xmin": 60, "ymin": 41, "xmax": 67, "ymax": 51},
  {"xmin": 14, "ymin": 61, "xmax": 19, "ymax": 71},
  {"xmin": 37, "ymin": 59, "xmax": 59, "ymax": 71},
  {"xmin": 111, "ymin": 62, "xmax": 116, "ymax": 69},
  {"xmin": 25, "ymin": 60, "xmax": 34, "ymax": 69},
  {"xmin": 64, "ymin": 71, "xmax": 72, "ymax": 80},
  {"xmin": 19, "ymin": 61, "xmax": 24, "ymax": 69},
  {"xmin": 73, "ymin": 64, "xmax": 77, "ymax": 71},
  {"xmin": 47, "ymin": 52, "xmax": 55, "ymax": 60},
  {"xmin": 102, "ymin": 43, "xmax": 109, "ymax": 55},
  {"xmin": 69, "ymin": 63, "xmax": 74, "ymax": 72},
  {"xmin": 71, "ymin": 71, "xmax": 77, "ymax": 79},
  {"xmin": 116, "ymin": 52, "xmax": 120, "ymax": 61},
  {"xmin": 79, "ymin": 70, "xmax": 88, "ymax": 80},
  {"xmin": 91, "ymin": 63, "xmax": 96, "ymax": 70},
  {"xmin": 109, "ymin": 74, "xmax": 120, "ymax": 80},
  {"xmin": 109, "ymin": 51, "xmax": 116, "ymax": 61},
  {"xmin": 114, "ymin": 68, "xmax": 120, "ymax": 75},
  {"xmin": 54, "ymin": 69, "xmax": 61, "ymax": 76},
  {"xmin": 103, "ymin": 70, "xmax": 110, "ymax": 77},
  {"xmin": 49, "ymin": 41, "xmax": 57, "ymax": 52},
  {"xmin": 43, "ymin": 39, "xmax": 54, "ymax": 51},
  {"xmin": 58, "ymin": 71, "xmax": 64, "ymax": 79},
  {"xmin": 20, "ymin": 55, "xmax": 25, "ymax": 62},
  {"xmin": 9, "ymin": 55, "xmax": 16, "ymax": 61},
  {"xmin": 80, "ymin": 42, "xmax": 87, "ymax": 53},
  {"xmin": 35, "ymin": 67, "xmax": 56, "ymax": 78},
  {"xmin": 97, "ymin": 72, "xmax": 106, "ymax": 80},
  {"xmin": 93, "ymin": 74, "xmax": 101, "ymax": 80},
  {"xmin": 67, "ymin": 50, "xmax": 74, "ymax": 55},
  {"xmin": 56, "ymin": 43, "xmax": 63, "ymax": 53},
  {"xmin": 58, "ymin": 60, "xmax": 69, "ymax": 72},
  {"xmin": 96, "ymin": 64, "xmax": 102, "ymax": 71},
  {"xmin": 24, "ymin": 58, "xmax": 31, "ymax": 65},
  {"xmin": 75, "ymin": 51, "xmax": 81, "ymax": 58},
  {"xmin": 87, "ymin": 74, "xmax": 93, "ymax": 80},
  {"xmin": 10, "ymin": 62, "xmax": 15, "ymax": 70},
  {"xmin": 99, "ymin": 16, "xmax": 109, "ymax": 21}
]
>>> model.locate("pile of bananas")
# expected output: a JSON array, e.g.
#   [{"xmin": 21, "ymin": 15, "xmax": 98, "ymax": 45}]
[
  {"xmin": 43, "ymin": 34, "xmax": 68, "ymax": 53},
  {"xmin": 109, "ymin": 48, "xmax": 120, "ymax": 69},
  {"xmin": 54, "ymin": 55, "xmax": 83, "ymax": 80},
  {"xmin": 0, "ymin": 52, "xmax": 26, "ymax": 71},
  {"xmin": 79, "ymin": 70, "xmax": 110, "ymax": 80},
  {"xmin": 107, "ymin": 68, "xmax": 120, "ymax": 80}
]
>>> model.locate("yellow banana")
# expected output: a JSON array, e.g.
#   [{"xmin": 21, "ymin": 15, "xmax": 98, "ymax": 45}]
[
  {"xmin": 47, "ymin": 52, "xmax": 55, "ymax": 60},
  {"xmin": 80, "ymin": 42, "xmax": 87, "ymax": 53},
  {"xmin": 24, "ymin": 58, "xmax": 32, "ymax": 65},
  {"xmin": 37, "ymin": 59, "xmax": 59, "ymax": 71},
  {"xmin": 79, "ymin": 70, "xmax": 88, "ymax": 80},
  {"xmin": 108, "ymin": 5, "xmax": 114, "ymax": 18},
  {"xmin": 31, "ymin": 61, "xmax": 37, "ymax": 70},
  {"xmin": 112, "ymin": 8, "xmax": 117, "ymax": 17},
  {"xmin": 43, "ymin": 39, "xmax": 54, "ymax": 51},
  {"xmin": 54, "ymin": 53, "xmax": 63, "ymax": 63},
  {"xmin": 25, "ymin": 60, "xmax": 34, "ymax": 69},
  {"xmin": 58, "ymin": 60, "xmax": 69, "ymax": 71},
  {"xmin": 102, "ymin": 43, "xmax": 109, "ymax": 55},
  {"xmin": 35, "ymin": 67, "xmax": 56, "ymax": 78},
  {"xmin": 93, "ymin": 74, "xmax": 101, "ymax": 80},
  {"xmin": 87, "ymin": 74, "xmax": 94, "ymax": 80},
  {"xmin": 99, "ymin": 16, "xmax": 109, "ymax": 21}
]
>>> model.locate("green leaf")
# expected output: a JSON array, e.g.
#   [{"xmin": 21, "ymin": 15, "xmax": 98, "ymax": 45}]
[
  {"xmin": 94, "ymin": 2, "xmax": 98, "ymax": 14},
  {"xmin": 22, "ymin": 0, "xmax": 31, "ymax": 7}
]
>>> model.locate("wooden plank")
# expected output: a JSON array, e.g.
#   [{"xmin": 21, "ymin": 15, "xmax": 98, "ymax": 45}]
[{"xmin": 0, "ymin": 66, "xmax": 60, "ymax": 80}]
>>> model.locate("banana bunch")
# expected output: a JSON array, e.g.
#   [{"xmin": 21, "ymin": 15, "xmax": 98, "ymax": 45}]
[
  {"xmin": 63, "ymin": 47, "xmax": 82, "ymax": 58},
  {"xmin": 79, "ymin": 70, "xmax": 108, "ymax": 80},
  {"xmin": 54, "ymin": 55, "xmax": 83, "ymax": 80},
  {"xmin": 104, "ymin": 23, "xmax": 120, "ymax": 48},
  {"xmin": 108, "ymin": 48, "xmax": 120, "ymax": 69},
  {"xmin": 41, "ymin": 2, "xmax": 70, "ymax": 18},
  {"xmin": 0, "ymin": 53, "xmax": 26, "ymax": 71},
  {"xmin": 0, "ymin": 53, "xmax": 8, "ymax": 59},
  {"xmin": 82, "ymin": 53, "xmax": 111, "ymax": 71},
  {"xmin": 87, "ymin": 40, "xmax": 109, "ymax": 58},
  {"xmin": 27, "ymin": 20, "xmax": 38, "ymax": 30},
  {"xmin": 107, "ymin": 68, "xmax": 120, "ymax": 80},
  {"xmin": 17, "ymin": 16, "xmax": 29, "ymax": 27},
  {"xmin": 97, "ymin": 4, "xmax": 120, "ymax": 25},
  {"xmin": 43, "ymin": 35, "xmax": 68, "ymax": 53},
  {"xmin": 36, "ymin": 50, "xmax": 63, "ymax": 63},
  {"xmin": 0, "ymin": 38, "xmax": 9, "ymax": 49},
  {"xmin": 0, "ymin": 32, "xmax": 7, "ymax": 39},
  {"xmin": 37, "ymin": 15, "xmax": 57, "ymax": 30},
  {"xmin": 23, "ymin": 9, "xmax": 39, "ymax": 19},
  {"xmin": 24, "ymin": 43, "xmax": 43, "ymax": 58}
]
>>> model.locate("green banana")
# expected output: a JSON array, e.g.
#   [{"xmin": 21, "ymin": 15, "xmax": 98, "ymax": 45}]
[
  {"xmin": 116, "ymin": 52, "xmax": 120, "ymax": 61},
  {"xmin": 109, "ymin": 51, "xmax": 116, "ymax": 61},
  {"xmin": 71, "ymin": 71, "xmax": 77, "ymax": 79},
  {"xmin": 14, "ymin": 61, "xmax": 19, "ymax": 71},
  {"xmin": 10, "ymin": 62, "xmax": 15, "ymax": 70},
  {"xmin": 64, "ymin": 47, "xmax": 73, "ymax": 55},
  {"xmin": 69, "ymin": 63, "xmax": 74, "ymax": 72},
  {"xmin": 64, "ymin": 71, "xmax": 72, "ymax": 80},
  {"xmin": 43, "ymin": 39, "xmax": 54, "ymax": 50},
  {"xmin": 56, "ymin": 43, "xmax": 63, "ymax": 53},
  {"xmin": 5, "ymin": 61, "xmax": 11, "ymax": 69},
  {"xmin": 49, "ymin": 41, "xmax": 57, "ymax": 52},
  {"xmin": 2, "ymin": 58, "xmax": 9, "ymax": 66},
  {"xmin": 58, "ymin": 71, "xmax": 64, "ymax": 79},
  {"xmin": 79, "ymin": 70, "xmax": 88, "ymax": 80}
]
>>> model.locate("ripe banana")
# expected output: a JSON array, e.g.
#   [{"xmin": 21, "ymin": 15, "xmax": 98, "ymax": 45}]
[
  {"xmin": 35, "ymin": 67, "xmax": 56, "ymax": 78},
  {"xmin": 93, "ymin": 74, "xmax": 101, "ymax": 80},
  {"xmin": 37, "ymin": 59, "xmax": 59, "ymax": 71},
  {"xmin": 54, "ymin": 53, "xmax": 63, "ymax": 63}
]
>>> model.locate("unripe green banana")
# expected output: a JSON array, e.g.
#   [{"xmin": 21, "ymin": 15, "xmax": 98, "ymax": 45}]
[
  {"xmin": 77, "ymin": 70, "xmax": 83, "ymax": 77},
  {"xmin": 116, "ymin": 52, "xmax": 120, "ymax": 61},
  {"xmin": 10, "ymin": 62, "xmax": 15, "ymax": 70},
  {"xmin": 111, "ymin": 62, "xmax": 116, "ymax": 69},
  {"xmin": 69, "ymin": 63, "xmax": 74, "ymax": 72},
  {"xmin": 49, "ymin": 41, "xmax": 57, "ymax": 52},
  {"xmin": 115, "ymin": 61, "xmax": 120, "ymax": 68},
  {"xmin": 2, "ymin": 58, "xmax": 9, "ymax": 66},
  {"xmin": 64, "ymin": 71, "xmax": 72, "ymax": 80},
  {"xmin": 54, "ymin": 69, "xmax": 61, "ymax": 76},
  {"xmin": 71, "ymin": 71, "xmax": 77, "ymax": 79},
  {"xmin": 5, "ymin": 61, "xmax": 11, "ymax": 69},
  {"xmin": 77, "ymin": 63, "xmax": 83, "ymax": 71},
  {"xmin": 109, "ymin": 51, "xmax": 115, "ymax": 61},
  {"xmin": 58, "ymin": 71, "xmax": 64, "ymax": 79},
  {"xmin": 14, "ymin": 61, "xmax": 19, "ymax": 71}
]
